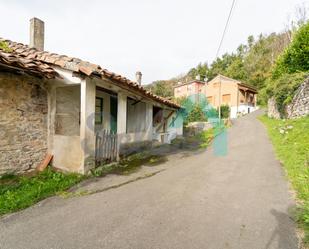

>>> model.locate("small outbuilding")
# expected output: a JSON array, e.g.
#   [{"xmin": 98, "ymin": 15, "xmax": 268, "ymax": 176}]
[{"xmin": 0, "ymin": 18, "xmax": 182, "ymax": 175}]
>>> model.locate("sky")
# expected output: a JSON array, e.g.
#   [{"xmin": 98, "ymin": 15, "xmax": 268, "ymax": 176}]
[{"xmin": 0, "ymin": 0, "xmax": 306, "ymax": 84}]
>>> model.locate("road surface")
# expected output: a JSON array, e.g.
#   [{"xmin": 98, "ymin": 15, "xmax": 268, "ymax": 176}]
[{"xmin": 0, "ymin": 110, "xmax": 298, "ymax": 249}]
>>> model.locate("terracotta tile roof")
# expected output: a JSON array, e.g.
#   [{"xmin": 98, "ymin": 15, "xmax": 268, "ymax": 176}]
[
  {"xmin": 210, "ymin": 74, "xmax": 258, "ymax": 93},
  {"xmin": 174, "ymin": 80, "xmax": 205, "ymax": 88},
  {"xmin": 0, "ymin": 38, "xmax": 180, "ymax": 109},
  {"xmin": 0, "ymin": 50, "xmax": 58, "ymax": 79}
]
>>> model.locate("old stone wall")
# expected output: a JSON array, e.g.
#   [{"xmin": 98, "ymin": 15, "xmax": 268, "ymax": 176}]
[
  {"xmin": 267, "ymin": 97, "xmax": 281, "ymax": 119},
  {"xmin": 286, "ymin": 77, "xmax": 309, "ymax": 119},
  {"xmin": 0, "ymin": 73, "xmax": 48, "ymax": 175}
]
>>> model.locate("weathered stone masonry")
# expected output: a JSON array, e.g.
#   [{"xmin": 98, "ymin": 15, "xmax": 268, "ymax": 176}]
[
  {"xmin": 0, "ymin": 73, "xmax": 47, "ymax": 174},
  {"xmin": 287, "ymin": 77, "xmax": 309, "ymax": 119},
  {"xmin": 268, "ymin": 76, "xmax": 309, "ymax": 119}
]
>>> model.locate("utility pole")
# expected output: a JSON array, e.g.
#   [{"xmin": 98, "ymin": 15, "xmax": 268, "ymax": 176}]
[
  {"xmin": 218, "ymin": 75, "xmax": 222, "ymax": 124},
  {"xmin": 214, "ymin": 0, "xmax": 236, "ymax": 124}
]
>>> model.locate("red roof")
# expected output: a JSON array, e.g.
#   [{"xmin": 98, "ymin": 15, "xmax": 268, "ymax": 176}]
[
  {"xmin": 0, "ymin": 38, "xmax": 180, "ymax": 109},
  {"xmin": 0, "ymin": 50, "xmax": 58, "ymax": 79}
]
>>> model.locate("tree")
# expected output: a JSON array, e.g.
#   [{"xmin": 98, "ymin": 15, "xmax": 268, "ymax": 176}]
[
  {"xmin": 186, "ymin": 104, "xmax": 207, "ymax": 123},
  {"xmin": 272, "ymin": 21, "xmax": 309, "ymax": 78},
  {"xmin": 147, "ymin": 80, "xmax": 173, "ymax": 97}
]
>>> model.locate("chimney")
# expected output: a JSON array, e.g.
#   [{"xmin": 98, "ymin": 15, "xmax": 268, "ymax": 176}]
[
  {"xmin": 30, "ymin": 17, "xmax": 44, "ymax": 51},
  {"xmin": 195, "ymin": 74, "xmax": 201, "ymax": 81},
  {"xmin": 136, "ymin": 71, "xmax": 142, "ymax": 85}
]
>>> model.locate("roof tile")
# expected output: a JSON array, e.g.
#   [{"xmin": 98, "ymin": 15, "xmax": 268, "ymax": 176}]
[
  {"xmin": 0, "ymin": 37, "xmax": 180, "ymax": 108},
  {"xmin": 0, "ymin": 50, "xmax": 58, "ymax": 79}
]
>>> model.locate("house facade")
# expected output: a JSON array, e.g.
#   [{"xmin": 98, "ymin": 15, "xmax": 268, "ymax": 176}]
[
  {"xmin": 0, "ymin": 18, "xmax": 182, "ymax": 175},
  {"xmin": 204, "ymin": 75, "xmax": 258, "ymax": 118},
  {"xmin": 174, "ymin": 80, "xmax": 205, "ymax": 99},
  {"xmin": 173, "ymin": 75, "xmax": 258, "ymax": 119}
]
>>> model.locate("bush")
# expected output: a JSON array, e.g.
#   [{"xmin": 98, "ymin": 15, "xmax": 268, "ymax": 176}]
[
  {"xmin": 220, "ymin": 105, "xmax": 230, "ymax": 119},
  {"xmin": 0, "ymin": 41, "xmax": 12, "ymax": 52},
  {"xmin": 185, "ymin": 104, "xmax": 207, "ymax": 123},
  {"xmin": 265, "ymin": 72, "xmax": 306, "ymax": 116}
]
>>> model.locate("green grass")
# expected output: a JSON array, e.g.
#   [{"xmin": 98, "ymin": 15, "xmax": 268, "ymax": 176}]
[
  {"xmin": 0, "ymin": 168, "xmax": 84, "ymax": 216},
  {"xmin": 91, "ymin": 152, "xmax": 168, "ymax": 177},
  {"xmin": 260, "ymin": 115, "xmax": 309, "ymax": 245},
  {"xmin": 198, "ymin": 122, "xmax": 227, "ymax": 149},
  {"xmin": 0, "ymin": 127, "xmax": 219, "ymax": 215},
  {"xmin": 198, "ymin": 128, "xmax": 215, "ymax": 148}
]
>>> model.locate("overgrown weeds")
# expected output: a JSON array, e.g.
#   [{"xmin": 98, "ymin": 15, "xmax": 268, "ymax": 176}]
[
  {"xmin": 91, "ymin": 152, "xmax": 167, "ymax": 177},
  {"xmin": 0, "ymin": 168, "xmax": 84, "ymax": 216}
]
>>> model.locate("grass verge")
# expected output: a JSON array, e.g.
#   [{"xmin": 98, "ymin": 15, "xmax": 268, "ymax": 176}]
[
  {"xmin": 198, "ymin": 128, "xmax": 215, "ymax": 148},
  {"xmin": 91, "ymin": 152, "xmax": 167, "ymax": 177},
  {"xmin": 0, "ymin": 127, "xmax": 219, "ymax": 215},
  {"xmin": 260, "ymin": 115, "xmax": 309, "ymax": 246},
  {"xmin": 0, "ymin": 168, "xmax": 84, "ymax": 216}
]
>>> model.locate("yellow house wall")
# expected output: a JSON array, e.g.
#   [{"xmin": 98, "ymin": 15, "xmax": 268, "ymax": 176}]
[{"xmin": 203, "ymin": 78, "xmax": 239, "ymax": 108}]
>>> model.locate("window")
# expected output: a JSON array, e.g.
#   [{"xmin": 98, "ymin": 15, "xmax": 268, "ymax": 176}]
[
  {"xmin": 95, "ymin": 97, "xmax": 103, "ymax": 124},
  {"xmin": 222, "ymin": 94, "xmax": 231, "ymax": 104},
  {"xmin": 207, "ymin": 96, "xmax": 213, "ymax": 105}
]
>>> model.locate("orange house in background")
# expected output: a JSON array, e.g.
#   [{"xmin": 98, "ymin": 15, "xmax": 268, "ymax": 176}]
[
  {"xmin": 174, "ymin": 74, "xmax": 258, "ymax": 118},
  {"xmin": 204, "ymin": 75, "xmax": 258, "ymax": 118}
]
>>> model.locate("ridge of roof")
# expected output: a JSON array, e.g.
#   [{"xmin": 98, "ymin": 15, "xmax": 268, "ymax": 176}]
[
  {"xmin": 174, "ymin": 80, "xmax": 205, "ymax": 88},
  {"xmin": 209, "ymin": 74, "xmax": 258, "ymax": 92},
  {"xmin": 0, "ymin": 38, "xmax": 180, "ymax": 109},
  {"xmin": 209, "ymin": 74, "xmax": 241, "ymax": 83}
]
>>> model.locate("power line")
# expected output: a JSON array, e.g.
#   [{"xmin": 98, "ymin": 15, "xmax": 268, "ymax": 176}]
[
  {"xmin": 215, "ymin": 0, "xmax": 237, "ymax": 59},
  {"xmin": 216, "ymin": 0, "xmax": 237, "ymax": 123}
]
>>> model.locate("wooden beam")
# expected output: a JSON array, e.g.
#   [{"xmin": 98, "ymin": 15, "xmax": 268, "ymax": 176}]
[{"xmin": 36, "ymin": 154, "xmax": 53, "ymax": 172}]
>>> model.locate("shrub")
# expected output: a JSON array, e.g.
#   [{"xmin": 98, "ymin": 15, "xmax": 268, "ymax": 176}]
[
  {"xmin": 266, "ymin": 72, "xmax": 307, "ymax": 116},
  {"xmin": 185, "ymin": 104, "xmax": 207, "ymax": 123},
  {"xmin": 0, "ymin": 41, "xmax": 12, "ymax": 52},
  {"xmin": 220, "ymin": 105, "xmax": 230, "ymax": 119}
]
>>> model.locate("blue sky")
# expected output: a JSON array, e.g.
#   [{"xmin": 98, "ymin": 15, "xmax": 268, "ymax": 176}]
[{"xmin": 0, "ymin": 0, "xmax": 306, "ymax": 83}]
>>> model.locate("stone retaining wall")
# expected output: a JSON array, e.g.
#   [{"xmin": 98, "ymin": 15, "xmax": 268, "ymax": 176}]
[
  {"xmin": 268, "ymin": 76, "xmax": 309, "ymax": 119},
  {"xmin": 0, "ymin": 73, "xmax": 48, "ymax": 175},
  {"xmin": 286, "ymin": 77, "xmax": 309, "ymax": 118},
  {"xmin": 267, "ymin": 97, "xmax": 281, "ymax": 119}
]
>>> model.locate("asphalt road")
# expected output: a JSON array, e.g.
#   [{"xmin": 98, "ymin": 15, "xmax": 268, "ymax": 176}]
[{"xmin": 0, "ymin": 110, "xmax": 299, "ymax": 249}]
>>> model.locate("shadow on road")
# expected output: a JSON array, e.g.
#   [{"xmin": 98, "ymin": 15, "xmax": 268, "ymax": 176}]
[{"xmin": 264, "ymin": 208, "xmax": 298, "ymax": 249}]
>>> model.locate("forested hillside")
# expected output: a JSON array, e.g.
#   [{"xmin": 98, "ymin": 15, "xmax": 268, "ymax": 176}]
[
  {"xmin": 146, "ymin": 31, "xmax": 291, "ymax": 103},
  {"xmin": 146, "ymin": 7, "xmax": 308, "ymax": 105}
]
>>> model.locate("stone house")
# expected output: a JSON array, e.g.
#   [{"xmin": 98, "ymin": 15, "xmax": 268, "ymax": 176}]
[{"xmin": 0, "ymin": 18, "xmax": 182, "ymax": 175}]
